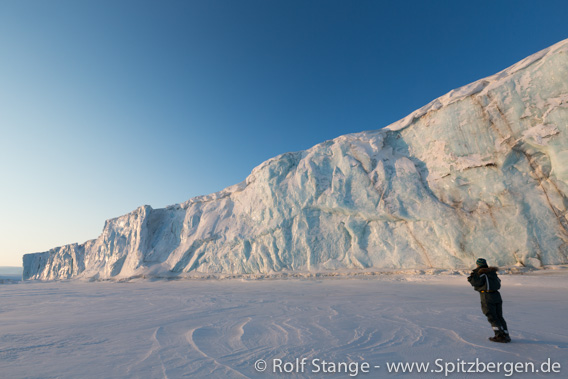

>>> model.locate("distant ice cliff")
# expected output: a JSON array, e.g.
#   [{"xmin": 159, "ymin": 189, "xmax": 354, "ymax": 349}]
[{"xmin": 23, "ymin": 39, "xmax": 568, "ymax": 280}]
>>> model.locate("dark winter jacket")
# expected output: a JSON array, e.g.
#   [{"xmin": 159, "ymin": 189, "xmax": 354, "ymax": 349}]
[{"xmin": 467, "ymin": 266, "xmax": 501, "ymax": 292}]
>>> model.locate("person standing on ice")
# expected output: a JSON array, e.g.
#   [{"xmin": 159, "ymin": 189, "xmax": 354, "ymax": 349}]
[{"xmin": 467, "ymin": 258, "xmax": 511, "ymax": 343}]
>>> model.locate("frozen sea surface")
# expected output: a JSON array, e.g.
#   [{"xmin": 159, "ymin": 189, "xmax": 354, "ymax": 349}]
[
  {"xmin": 1, "ymin": 271, "xmax": 567, "ymax": 378},
  {"xmin": 0, "ymin": 266, "xmax": 22, "ymax": 283}
]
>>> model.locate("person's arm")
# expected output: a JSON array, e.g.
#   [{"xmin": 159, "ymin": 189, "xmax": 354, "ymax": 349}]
[{"xmin": 467, "ymin": 271, "xmax": 484, "ymax": 287}]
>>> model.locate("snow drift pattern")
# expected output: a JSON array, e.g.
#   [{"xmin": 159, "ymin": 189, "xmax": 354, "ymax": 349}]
[{"xmin": 23, "ymin": 39, "xmax": 568, "ymax": 280}]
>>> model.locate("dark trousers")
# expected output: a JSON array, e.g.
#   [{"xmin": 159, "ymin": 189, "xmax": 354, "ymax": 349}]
[{"xmin": 480, "ymin": 291, "xmax": 508, "ymax": 332}]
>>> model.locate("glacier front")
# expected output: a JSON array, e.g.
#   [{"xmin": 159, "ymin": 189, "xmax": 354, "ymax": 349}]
[{"xmin": 23, "ymin": 39, "xmax": 568, "ymax": 280}]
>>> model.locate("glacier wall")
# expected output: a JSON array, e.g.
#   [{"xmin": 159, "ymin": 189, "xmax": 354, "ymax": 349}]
[{"xmin": 23, "ymin": 39, "xmax": 568, "ymax": 280}]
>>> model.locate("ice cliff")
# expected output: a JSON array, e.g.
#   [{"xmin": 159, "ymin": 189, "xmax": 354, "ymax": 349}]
[{"xmin": 23, "ymin": 39, "xmax": 568, "ymax": 280}]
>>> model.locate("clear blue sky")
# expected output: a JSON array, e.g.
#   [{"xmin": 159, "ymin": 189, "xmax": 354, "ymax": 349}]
[{"xmin": 1, "ymin": 0, "xmax": 567, "ymax": 266}]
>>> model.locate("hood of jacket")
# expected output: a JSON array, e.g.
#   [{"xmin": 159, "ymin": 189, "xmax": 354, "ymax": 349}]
[{"xmin": 477, "ymin": 267, "xmax": 499, "ymax": 274}]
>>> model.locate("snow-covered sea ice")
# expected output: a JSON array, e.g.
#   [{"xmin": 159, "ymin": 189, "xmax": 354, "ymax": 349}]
[{"xmin": 1, "ymin": 270, "xmax": 567, "ymax": 378}]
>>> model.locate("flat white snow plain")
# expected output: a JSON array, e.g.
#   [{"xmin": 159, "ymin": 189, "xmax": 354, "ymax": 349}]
[{"xmin": 1, "ymin": 269, "xmax": 567, "ymax": 378}]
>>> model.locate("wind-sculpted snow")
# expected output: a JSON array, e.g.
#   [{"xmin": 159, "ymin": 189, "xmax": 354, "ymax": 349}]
[
  {"xmin": 2, "ymin": 274, "xmax": 568, "ymax": 378},
  {"xmin": 23, "ymin": 39, "xmax": 568, "ymax": 280}
]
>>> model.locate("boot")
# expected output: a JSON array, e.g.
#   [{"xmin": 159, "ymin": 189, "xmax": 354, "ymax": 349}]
[
  {"xmin": 489, "ymin": 330, "xmax": 509, "ymax": 343},
  {"xmin": 502, "ymin": 330, "xmax": 511, "ymax": 343}
]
